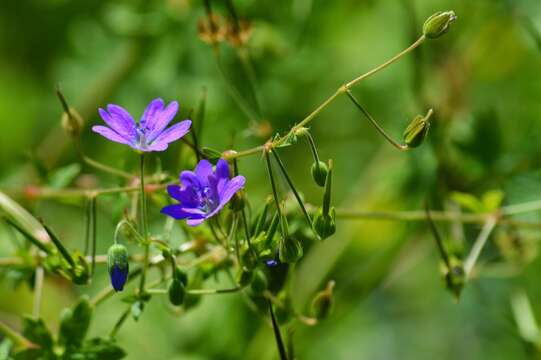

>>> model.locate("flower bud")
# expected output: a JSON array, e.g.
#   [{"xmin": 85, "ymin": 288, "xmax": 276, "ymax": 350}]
[
  {"xmin": 61, "ymin": 108, "xmax": 84, "ymax": 138},
  {"xmin": 230, "ymin": 190, "xmax": 245, "ymax": 211},
  {"xmin": 423, "ymin": 11, "xmax": 457, "ymax": 39},
  {"xmin": 71, "ymin": 255, "xmax": 90, "ymax": 285},
  {"xmin": 168, "ymin": 278, "xmax": 185, "ymax": 306},
  {"xmin": 250, "ymin": 269, "xmax": 268, "ymax": 294},
  {"xmin": 403, "ymin": 110, "xmax": 432, "ymax": 148},
  {"xmin": 311, "ymin": 161, "xmax": 328, "ymax": 187},
  {"xmin": 107, "ymin": 244, "xmax": 129, "ymax": 292},
  {"xmin": 279, "ymin": 236, "xmax": 303, "ymax": 264},
  {"xmin": 313, "ymin": 207, "xmax": 336, "ymax": 240},
  {"xmin": 310, "ymin": 280, "xmax": 335, "ymax": 320}
]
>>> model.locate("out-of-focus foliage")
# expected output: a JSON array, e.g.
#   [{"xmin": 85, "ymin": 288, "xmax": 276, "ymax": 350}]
[{"xmin": 1, "ymin": 0, "xmax": 541, "ymax": 359}]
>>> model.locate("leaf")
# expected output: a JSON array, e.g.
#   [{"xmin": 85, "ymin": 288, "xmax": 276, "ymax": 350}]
[
  {"xmin": 58, "ymin": 296, "xmax": 93, "ymax": 347},
  {"xmin": 200, "ymin": 147, "xmax": 222, "ymax": 163},
  {"xmin": 481, "ymin": 190, "xmax": 504, "ymax": 212},
  {"xmin": 0, "ymin": 191, "xmax": 50, "ymax": 246},
  {"xmin": 13, "ymin": 348, "xmax": 47, "ymax": 360},
  {"xmin": 21, "ymin": 316, "xmax": 53, "ymax": 350},
  {"xmin": 73, "ymin": 338, "xmax": 126, "ymax": 360},
  {"xmin": 48, "ymin": 163, "xmax": 81, "ymax": 189},
  {"xmin": 450, "ymin": 192, "xmax": 483, "ymax": 213}
]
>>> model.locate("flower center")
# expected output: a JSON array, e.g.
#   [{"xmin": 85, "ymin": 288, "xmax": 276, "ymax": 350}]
[
  {"xmin": 135, "ymin": 128, "xmax": 149, "ymax": 150},
  {"xmin": 199, "ymin": 186, "xmax": 216, "ymax": 213}
]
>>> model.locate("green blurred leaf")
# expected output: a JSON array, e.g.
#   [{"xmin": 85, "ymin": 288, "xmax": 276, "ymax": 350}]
[
  {"xmin": 450, "ymin": 192, "xmax": 483, "ymax": 213},
  {"xmin": 58, "ymin": 296, "xmax": 93, "ymax": 348},
  {"xmin": 481, "ymin": 190, "xmax": 504, "ymax": 212},
  {"xmin": 21, "ymin": 317, "xmax": 53, "ymax": 350},
  {"xmin": 47, "ymin": 163, "xmax": 81, "ymax": 189},
  {"xmin": 74, "ymin": 337, "xmax": 126, "ymax": 360}
]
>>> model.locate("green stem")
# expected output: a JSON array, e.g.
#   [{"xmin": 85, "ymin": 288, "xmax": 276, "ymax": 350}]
[
  {"xmin": 305, "ymin": 132, "xmax": 321, "ymax": 163},
  {"xmin": 345, "ymin": 89, "xmax": 408, "ymax": 151},
  {"xmin": 424, "ymin": 204, "xmax": 451, "ymax": 269},
  {"xmin": 138, "ymin": 154, "xmax": 150, "ymax": 295},
  {"xmin": 264, "ymin": 150, "xmax": 286, "ymax": 238},
  {"xmin": 43, "ymin": 224, "xmax": 76, "ymax": 268},
  {"xmin": 0, "ymin": 321, "xmax": 35, "ymax": 349},
  {"xmin": 109, "ymin": 306, "xmax": 131, "ymax": 339},
  {"xmin": 464, "ymin": 216, "xmax": 498, "ymax": 278},
  {"xmin": 272, "ymin": 150, "xmax": 313, "ymax": 229},
  {"xmin": 91, "ymin": 197, "xmax": 97, "ymax": 276},
  {"xmin": 2, "ymin": 216, "xmax": 51, "ymax": 254},
  {"xmin": 268, "ymin": 300, "xmax": 288, "ymax": 360}
]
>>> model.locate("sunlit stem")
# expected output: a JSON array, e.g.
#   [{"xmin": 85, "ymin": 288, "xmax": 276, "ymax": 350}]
[
  {"xmin": 114, "ymin": 219, "xmax": 144, "ymax": 244},
  {"xmin": 84, "ymin": 198, "xmax": 91, "ymax": 255},
  {"xmin": 464, "ymin": 216, "xmax": 498, "ymax": 278},
  {"xmin": 90, "ymin": 196, "xmax": 97, "ymax": 276},
  {"xmin": 511, "ymin": 289, "xmax": 540, "ymax": 344},
  {"xmin": 224, "ymin": 35, "xmax": 426, "ymax": 160},
  {"xmin": 0, "ymin": 321, "xmax": 35, "ymax": 350},
  {"xmin": 138, "ymin": 154, "xmax": 150, "ymax": 295},
  {"xmin": 305, "ymin": 131, "xmax": 321, "ymax": 163},
  {"xmin": 272, "ymin": 150, "xmax": 313, "ymax": 229},
  {"xmin": 43, "ymin": 224, "xmax": 76, "ymax": 268},
  {"xmin": 345, "ymin": 89, "xmax": 408, "ymax": 151}
]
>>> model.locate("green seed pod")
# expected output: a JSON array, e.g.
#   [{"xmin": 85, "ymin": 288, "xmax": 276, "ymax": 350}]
[
  {"xmin": 313, "ymin": 207, "xmax": 336, "ymax": 240},
  {"xmin": 61, "ymin": 108, "xmax": 84, "ymax": 138},
  {"xmin": 236, "ymin": 268, "xmax": 254, "ymax": 287},
  {"xmin": 403, "ymin": 110, "xmax": 432, "ymax": 148},
  {"xmin": 310, "ymin": 280, "xmax": 335, "ymax": 320},
  {"xmin": 279, "ymin": 237, "xmax": 303, "ymax": 264},
  {"xmin": 230, "ymin": 191, "xmax": 245, "ymax": 211},
  {"xmin": 107, "ymin": 244, "xmax": 129, "ymax": 292},
  {"xmin": 250, "ymin": 270, "xmax": 268, "ymax": 294},
  {"xmin": 311, "ymin": 161, "xmax": 329, "ymax": 187},
  {"xmin": 423, "ymin": 11, "xmax": 457, "ymax": 39},
  {"xmin": 168, "ymin": 278, "xmax": 185, "ymax": 306}
]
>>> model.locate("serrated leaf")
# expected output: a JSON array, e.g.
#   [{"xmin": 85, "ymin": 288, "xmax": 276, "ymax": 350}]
[
  {"xmin": 21, "ymin": 317, "xmax": 53, "ymax": 350},
  {"xmin": 58, "ymin": 296, "xmax": 93, "ymax": 347},
  {"xmin": 48, "ymin": 164, "xmax": 81, "ymax": 189}
]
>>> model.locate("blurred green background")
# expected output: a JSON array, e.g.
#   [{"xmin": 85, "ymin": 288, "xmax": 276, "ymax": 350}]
[{"xmin": 1, "ymin": 0, "xmax": 541, "ymax": 359}]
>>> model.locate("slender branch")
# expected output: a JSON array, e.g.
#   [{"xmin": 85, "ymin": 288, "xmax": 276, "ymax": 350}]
[
  {"xmin": 268, "ymin": 300, "xmax": 288, "ymax": 360},
  {"xmin": 0, "ymin": 321, "xmax": 36, "ymax": 350},
  {"xmin": 464, "ymin": 216, "xmax": 498, "ymax": 278},
  {"xmin": 139, "ymin": 155, "xmax": 150, "ymax": 295},
  {"xmin": 33, "ymin": 266, "xmax": 44, "ymax": 318}
]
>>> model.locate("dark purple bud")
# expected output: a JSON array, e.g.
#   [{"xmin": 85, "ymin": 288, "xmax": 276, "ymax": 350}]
[{"xmin": 107, "ymin": 244, "xmax": 129, "ymax": 292}]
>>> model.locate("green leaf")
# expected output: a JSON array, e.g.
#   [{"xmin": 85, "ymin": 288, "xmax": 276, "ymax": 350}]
[
  {"xmin": 21, "ymin": 316, "xmax": 53, "ymax": 350},
  {"xmin": 58, "ymin": 296, "xmax": 93, "ymax": 347},
  {"xmin": 481, "ymin": 190, "xmax": 504, "ymax": 212},
  {"xmin": 13, "ymin": 348, "xmax": 48, "ymax": 360},
  {"xmin": 48, "ymin": 163, "xmax": 81, "ymax": 189},
  {"xmin": 73, "ymin": 338, "xmax": 126, "ymax": 360},
  {"xmin": 450, "ymin": 192, "xmax": 483, "ymax": 213}
]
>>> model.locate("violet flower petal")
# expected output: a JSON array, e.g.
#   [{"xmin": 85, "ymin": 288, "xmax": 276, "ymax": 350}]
[
  {"xmin": 148, "ymin": 120, "xmax": 192, "ymax": 150},
  {"xmin": 92, "ymin": 125, "xmax": 130, "ymax": 145},
  {"xmin": 140, "ymin": 98, "xmax": 164, "ymax": 130},
  {"xmin": 194, "ymin": 159, "xmax": 213, "ymax": 185},
  {"xmin": 146, "ymin": 101, "xmax": 179, "ymax": 141},
  {"xmin": 215, "ymin": 159, "xmax": 230, "ymax": 180},
  {"xmin": 105, "ymin": 105, "xmax": 137, "ymax": 138}
]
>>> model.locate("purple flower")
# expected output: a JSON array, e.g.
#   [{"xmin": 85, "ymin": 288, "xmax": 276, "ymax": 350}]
[
  {"xmin": 161, "ymin": 159, "xmax": 246, "ymax": 226},
  {"xmin": 110, "ymin": 265, "xmax": 129, "ymax": 292},
  {"xmin": 92, "ymin": 98, "xmax": 191, "ymax": 152}
]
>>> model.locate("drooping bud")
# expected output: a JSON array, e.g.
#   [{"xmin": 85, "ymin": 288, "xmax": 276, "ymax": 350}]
[
  {"xmin": 279, "ymin": 236, "xmax": 303, "ymax": 264},
  {"xmin": 251, "ymin": 269, "xmax": 268, "ymax": 294},
  {"xmin": 107, "ymin": 244, "xmax": 129, "ymax": 292},
  {"xmin": 403, "ymin": 109, "xmax": 433, "ymax": 148},
  {"xmin": 443, "ymin": 256, "xmax": 465, "ymax": 302},
  {"xmin": 230, "ymin": 190, "xmax": 245, "ymax": 211},
  {"xmin": 174, "ymin": 266, "xmax": 188, "ymax": 287},
  {"xmin": 236, "ymin": 268, "xmax": 254, "ymax": 287},
  {"xmin": 423, "ymin": 11, "xmax": 457, "ymax": 39},
  {"xmin": 310, "ymin": 280, "xmax": 335, "ymax": 320},
  {"xmin": 311, "ymin": 161, "xmax": 328, "ymax": 187},
  {"xmin": 168, "ymin": 278, "xmax": 185, "ymax": 306},
  {"xmin": 61, "ymin": 108, "xmax": 84, "ymax": 138},
  {"xmin": 313, "ymin": 207, "xmax": 336, "ymax": 240}
]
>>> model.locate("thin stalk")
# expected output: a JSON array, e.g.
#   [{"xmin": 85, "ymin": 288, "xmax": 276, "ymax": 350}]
[
  {"xmin": 33, "ymin": 266, "xmax": 44, "ymax": 318},
  {"xmin": 109, "ymin": 306, "xmax": 131, "ymax": 339},
  {"xmin": 138, "ymin": 154, "xmax": 150, "ymax": 295},
  {"xmin": 345, "ymin": 89, "xmax": 407, "ymax": 151},
  {"xmin": 91, "ymin": 197, "xmax": 97, "ymax": 276},
  {"xmin": 268, "ymin": 300, "xmax": 288, "ymax": 360},
  {"xmin": 84, "ymin": 198, "xmax": 91, "ymax": 255},
  {"xmin": 305, "ymin": 132, "xmax": 321, "ymax": 163},
  {"xmin": 424, "ymin": 204, "xmax": 451, "ymax": 268},
  {"xmin": 3, "ymin": 217, "xmax": 51, "ymax": 254},
  {"xmin": 43, "ymin": 224, "xmax": 76, "ymax": 268},
  {"xmin": 272, "ymin": 150, "xmax": 313, "ymax": 228},
  {"xmin": 264, "ymin": 150, "xmax": 286, "ymax": 237},
  {"xmin": 0, "ymin": 321, "xmax": 35, "ymax": 349},
  {"xmin": 464, "ymin": 216, "xmax": 498, "ymax": 278}
]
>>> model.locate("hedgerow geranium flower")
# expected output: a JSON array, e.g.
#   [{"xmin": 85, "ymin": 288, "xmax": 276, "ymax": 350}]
[
  {"xmin": 161, "ymin": 159, "xmax": 245, "ymax": 226},
  {"xmin": 92, "ymin": 98, "xmax": 191, "ymax": 152}
]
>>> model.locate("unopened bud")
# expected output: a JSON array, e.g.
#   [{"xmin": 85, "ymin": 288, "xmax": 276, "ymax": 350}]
[
  {"xmin": 168, "ymin": 278, "xmax": 185, "ymax": 306},
  {"xmin": 313, "ymin": 207, "xmax": 336, "ymax": 240},
  {"xmin": 230, "ymin": 190, "xmax": 245, "ymax": 211},
  {"xmin": 61, "ymin": 108, "xmax": 84, "ymax": 138},
  {"xmin": 444, "ymin": 257, "xmax": 465, "ymax": 301},
  {"xmin": 107, "ymin": 244, "xmax": 129, "ymax": 292},
  {"xmin": 72, "ymin": 255, "xmax": 90, "ymax": 285},
  {"xmin": 236, "ymin": 268, "xmax": 254, "ymax": 287},
  {"xmin": 403, "ymin": 109, "xmax": 432, "ymax": 148},
  {"xmin": 174, "ymin": 266, "xmax": 188, "ymax": 287},
  {"xmin": 423, "ymin": 11, "xmax": 457, "ymax": 39},
  {"xmin": 311, "ymin": 161, "xmax": 328, "ymax": 187},
  {"xmin": 310, "ymin": 280, "xmax": 335, "ymax": 320},
  {"xmin": 279, "ymin": 236, "xmax": 303, "ymax": 264}
]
